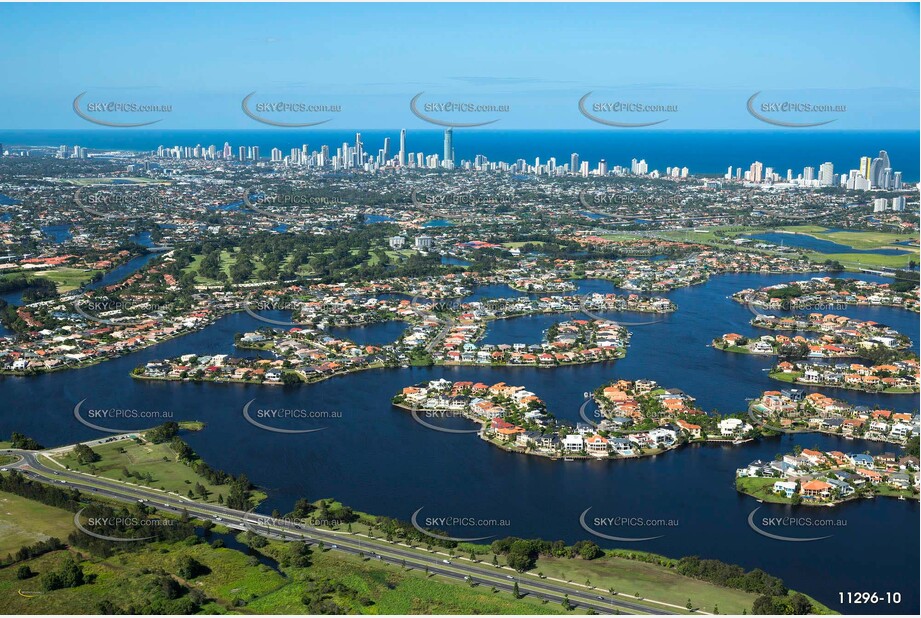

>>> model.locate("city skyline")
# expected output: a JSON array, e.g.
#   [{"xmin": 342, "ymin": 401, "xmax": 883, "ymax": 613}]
[{"xmin": 10, "ymin": 129, "xmax": 906, "ymax": 192}]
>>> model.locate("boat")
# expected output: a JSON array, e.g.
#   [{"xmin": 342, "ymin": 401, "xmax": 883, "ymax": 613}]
[
  {"xmin": 583, "ymin": 391, "xmax": 590, "ymax": 398},
  {"xmin": 564, "ymin": 457, "xmax": 575, "ymax": 462}
]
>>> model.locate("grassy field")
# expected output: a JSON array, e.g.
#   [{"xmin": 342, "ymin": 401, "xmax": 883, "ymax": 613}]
[
  {"xmin": 53, "ymin": 439, "xmax": 265, "ymax": 506},
  {"xmin": 803, "ymin": 251, "xmax": 915, "ymax": 269},
  {"xmin": 0, "ymin": 491, "xmax": 76, "ymax": 556},
  {"xmin": 780, "ymin": 226, "xmax": 919, "ymax": 250},
  {"xmin": 184, "ymin": 248, "xmax": 317, "ymax": 284},
  {"xmin": 249, "ymin": 544, "xmax": 568, "ymax": 615},
  {"xmin": 735, "ymin": 477, "xmax": 792, "ymax": 504},
  {"xmin": 31, "ymin": 268, "xmax": 103, "ymax": 293},
  {"xmin": 0, "ymin": 541, "xmax": 272, "ymax": 613},
  {"xmin": 534, "ymin": 553, "xmax": 758, "ymax": 614},
  {"xmin": 183, "ymin": 249, "xmax": 246, "ymax": 284},
  {"xmin": 652, "ymin": 225, "xmax": 919, "ymax": 269},
  {"xmin": 0, "ymin": 492, "xmax": 570, "ymax": 615}
]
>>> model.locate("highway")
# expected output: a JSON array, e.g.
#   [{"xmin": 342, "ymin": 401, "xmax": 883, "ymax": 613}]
[{"xmin": 2, "ymin": 447, "xmax": 680, "ymax": 615}]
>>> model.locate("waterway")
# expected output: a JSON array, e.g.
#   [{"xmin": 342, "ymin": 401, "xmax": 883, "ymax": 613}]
[
  {"xmin": 744, "ymin": 232, "xmax": 911, "ymax": 256},
  {"xmin": 0, "ymin": 270, "xmax": 917, "ymax": 613}
]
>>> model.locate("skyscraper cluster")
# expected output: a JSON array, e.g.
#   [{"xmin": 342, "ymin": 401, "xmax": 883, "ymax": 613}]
[
  {"xmin": 143, "ymin": 130, "xmax": 688, "ymax": 178},
  {"xmin": 846, "ymin": 150, "xmax": 901, "ymax": 191},
  {"xmin": 730, "ymin": 150, "xmax": 902, "ymax": 192}
]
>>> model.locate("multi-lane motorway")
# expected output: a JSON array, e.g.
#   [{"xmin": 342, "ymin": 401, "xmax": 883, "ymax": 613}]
[{"xmin": 2, "ymin": 447, "xmax": 682, "ymax": 615}]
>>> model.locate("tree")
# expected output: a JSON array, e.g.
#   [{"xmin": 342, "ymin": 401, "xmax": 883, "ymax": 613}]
[
  {"xmin": 72, "ymin": 443, "xmax": 100, "ymax": 465},
  {"xmin": 16, "ymin": 565, "xmax": 33, "ymax": 580},
  {"xmin": 905, "ymin": 436, "xmax": 919, "ymax": 458},
  {"xmin": 505, "ymin": 539, "xmax": 539, "ymax": 572},
  {"xmin": 42, "ymin": 556, "xmax": 84, "ymax": 591},
  {"xmin": 512, "ymin": 581, "xmax": 520, "ymax": 598},
  {"xmin": 789, "ymin": 593, "xmax": 813, "ymax": 614},
  {"xmin": 176, "ymin": 555, "xmax": 206, "ymax": 579}
]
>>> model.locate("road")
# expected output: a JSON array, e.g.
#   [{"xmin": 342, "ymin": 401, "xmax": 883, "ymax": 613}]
[{"xmin": 2, "ymin": 447, "xmax": 681, "ymax": 615}]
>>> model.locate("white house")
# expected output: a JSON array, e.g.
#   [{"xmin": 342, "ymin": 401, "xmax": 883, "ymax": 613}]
[
  {"xmin": 562, "ymin": 434, "xmax": 585, "ymax": 452},
  {"xmin": 773, "ymin": 481, "xmax": 797, "ymax": 498},
  {"xmin": 718, "ymin": 418, "xmax": 752, "ymax": 437}
]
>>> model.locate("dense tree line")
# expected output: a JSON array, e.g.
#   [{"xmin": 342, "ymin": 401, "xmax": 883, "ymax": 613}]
[
  {"xmin": 752, "ymin": 592, "xmax": 813, "ymax": 614},
  {"xmin": 489, "ymin": 537, "xmax": 604, "ymax": 572},
  {"xmin": 0, "ymin": 274, "xmax": 58, "ymax": 301},
  {"xmin": 67, "ymin": 502, "xmax": 198, "ymax": 558},
  {"xmin": 8, "ymin": 431, "xmax": 44, "ymax": 450},
  {"xmin": 675, "ymin": 556, "xmax": 787, "ymax": 596},
  {"xmin": 167, "ymin": 435, "xmax": 255, "ymax": 511},
  {"xmin": 146, "ymin": 421, "xmax": 180, "ymax": 444},
  {"xmin": 0, "ymin": 470, "xmax": 81, "ymax": 511},
  {"xmin": 1, "ymin": 537, "xmax": 65, "ymax": 567}
]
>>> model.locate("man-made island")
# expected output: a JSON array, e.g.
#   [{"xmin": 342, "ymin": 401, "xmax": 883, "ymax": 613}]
[
  {"xmin": 392, "ymin": 379, "xmax": 758, "ymax": 460},
  {"xmin": 736, "ymin": 446, "xmax": 918, "ymax": 506}
]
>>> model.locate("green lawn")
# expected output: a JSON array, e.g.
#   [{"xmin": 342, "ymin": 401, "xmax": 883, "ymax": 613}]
[
  {"xmin": 803, "ymin": 251, "xmax": 915, "ymax": 269},
  {"xmin": 32, "ymin": 268, "xmax": 103, "ymax": 293},
  {"xmin": 248, "ymin": 543, "xmax": 569, "ymax": 615},
  {"xmin": 768, "ymin": 371, "xmax": 800, "ymax": 383},
  {"xmin": 735, "ymin": 477, "xmax": 792, "ymax": 504},
  {"xmin": 0, "ymin": 491, "xmax": 76, "ymax": 556},
  {"xmin": 780, "ymin": 226, "xmax": 918, "ymax": 251},
  {"xmin": 183, "ymin": 249, "xmax": 245, "ymax": 284},
  {"xmin": 53, "ymin": 439, "xmax": 265, "ymax": 506},
  {"xmin": 535, "ymin": 553, "xmax": 758, "ymax": 614}
]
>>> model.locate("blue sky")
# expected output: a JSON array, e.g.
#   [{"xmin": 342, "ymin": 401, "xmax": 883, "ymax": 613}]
[{"xmin": 0, "ymin": 2, "xmax": 918, "ymax": 130}]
